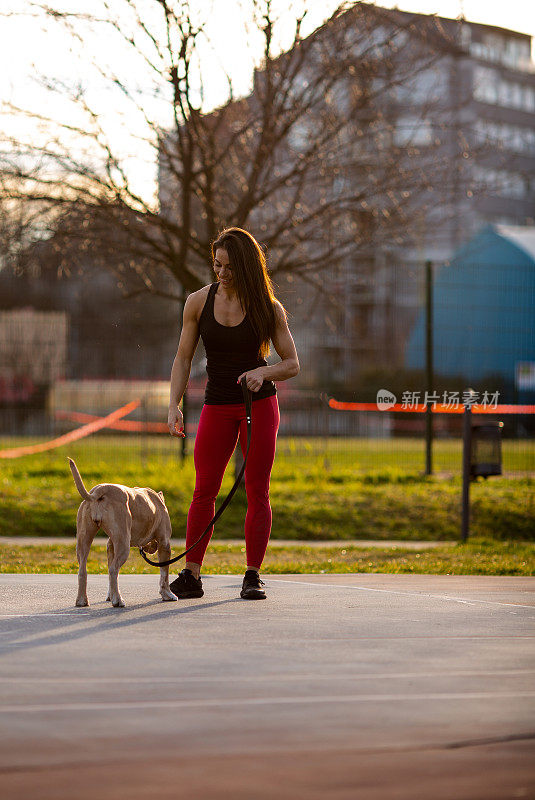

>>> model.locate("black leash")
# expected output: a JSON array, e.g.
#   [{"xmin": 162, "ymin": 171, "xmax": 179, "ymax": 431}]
[{"xmin": 138, "ymin": 377, "xmax": 252, "ymax": 568}]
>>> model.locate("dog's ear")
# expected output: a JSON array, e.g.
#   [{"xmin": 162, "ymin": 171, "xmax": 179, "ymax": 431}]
[{"xmin": 158, "ymin": 491, "xmax": 165, "ymax": 501}]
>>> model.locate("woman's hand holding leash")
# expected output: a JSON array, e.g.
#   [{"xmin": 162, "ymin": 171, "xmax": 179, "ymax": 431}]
[
  {"xmin": 167, "ymin": 405, "xmax": 185, "ymax": 437},
  {"xmin": 237, "ymin": 367, "xmax": 265, "ymax": 392}
]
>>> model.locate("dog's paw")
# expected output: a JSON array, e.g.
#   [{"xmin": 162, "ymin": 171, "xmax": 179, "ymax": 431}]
[
  {"xmin": 106, "ymin": 593, "xmax": 111, "ymax": 601},
  {"xmin": 160, "ymin": 589, "xmax": 178, "ymax": 602},
  {"xmin": 111, "ymin": 596, "xmax": 126, "ymax": 608},
  {"xmin": 75, "ymin": 597, "xmax": 89, "ymax": 607}
]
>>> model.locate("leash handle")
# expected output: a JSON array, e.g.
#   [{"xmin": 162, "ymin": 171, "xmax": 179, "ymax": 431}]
[{"xmin": 139, "ymin": 378, "xmax": 252, "ymax": 567}]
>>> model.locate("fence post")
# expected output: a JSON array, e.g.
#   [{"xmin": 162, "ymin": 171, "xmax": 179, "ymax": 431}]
[
  {"xmin": 140, "ymin": 396, "xmax": 148, "ymax": 471},
  {"xmin": 461, "ymin": 394, "xmax": 473, "ymax": 542},
  {"xmin": 425, "ymin": 259, "xmax": 433, "ymax": 475}
]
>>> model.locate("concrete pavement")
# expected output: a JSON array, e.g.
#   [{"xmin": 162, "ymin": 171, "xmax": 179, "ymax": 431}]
[{"xmin": 0, "ymin": 573, "xmax": 534, "ymax": 799}]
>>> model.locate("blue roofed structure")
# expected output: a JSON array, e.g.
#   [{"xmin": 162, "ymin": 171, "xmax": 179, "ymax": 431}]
[{"xmin": 405, "ymin": 224, "xmax": 535, "ymax": 402}]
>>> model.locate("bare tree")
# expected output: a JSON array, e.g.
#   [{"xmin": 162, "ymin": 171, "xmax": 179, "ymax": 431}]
[
  {"xmin": 0, "ymin": 1, "xmax": 474, "ymax": 302},
  {"xmin": 0, "ymin": 174, "xmax": 51, "ymax": 274}
]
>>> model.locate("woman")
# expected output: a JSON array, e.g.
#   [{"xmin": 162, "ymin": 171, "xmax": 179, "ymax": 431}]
[{"xmin": 167, "ymin": 227, "xmax": 299, "ymax": 600}]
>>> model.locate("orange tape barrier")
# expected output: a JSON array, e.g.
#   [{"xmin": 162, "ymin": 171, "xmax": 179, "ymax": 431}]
[
  {"xmin": 0, "ymin": 400, "xmax": 140, "ymax": 459},
  {"xmin": 328, "ymin": 399, "xmax": 535, "ymax": 414},
  {"xmin": 54, "ymin": 409, "xmax": 168, "ymax": 433}
]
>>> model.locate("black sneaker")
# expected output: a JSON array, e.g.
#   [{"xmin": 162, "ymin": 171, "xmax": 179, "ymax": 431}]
[
  {"xmin": 169, "ymin": 568, "xmax": 204, "ymax": 598},
  {"xmin": 240, "ymin": 569, "xmax": 266, "ymax": 600}
]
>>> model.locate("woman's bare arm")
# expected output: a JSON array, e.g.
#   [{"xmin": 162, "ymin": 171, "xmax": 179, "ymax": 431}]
[
  {"xmin": 238, "ymin": 301, "xmax": 300, "ymax": 391},
  {"xmin": 168, "ymin": 292, "xmax": 201, "ymax": 434}
]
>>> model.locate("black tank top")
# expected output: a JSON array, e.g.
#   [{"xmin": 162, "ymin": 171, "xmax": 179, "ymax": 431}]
[{"xmin": 199, "ymin": 282, "xmax": 277, "ymax": 405}]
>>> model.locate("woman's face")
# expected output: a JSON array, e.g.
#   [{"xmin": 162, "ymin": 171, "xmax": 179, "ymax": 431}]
[{"xmin": 213, "ymin": 248, "xmax": 233, "ymax": 288}]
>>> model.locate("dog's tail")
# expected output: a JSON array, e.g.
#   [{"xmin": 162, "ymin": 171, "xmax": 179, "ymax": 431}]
[{"xmin": 68, "ymin": 458, "xmax": 92, "ymax": 500}]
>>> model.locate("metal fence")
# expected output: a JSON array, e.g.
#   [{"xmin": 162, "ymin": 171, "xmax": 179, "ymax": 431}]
[
  {"xmin": 1, "ymin": 226, "xmax": 534, "ymax": 477},
  {"xmin": 1, "ymin": 382, "xmax": 533, "ymax": 477}
]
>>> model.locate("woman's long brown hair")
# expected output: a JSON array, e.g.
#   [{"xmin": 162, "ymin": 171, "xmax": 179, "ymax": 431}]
[{"xmin": 211, "ymin": 227, "xmax": 285, "ymax": 359}]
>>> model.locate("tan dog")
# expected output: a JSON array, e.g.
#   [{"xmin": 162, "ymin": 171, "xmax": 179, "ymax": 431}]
[{"xmin": 68, "ymin": 458, "xmax": 177, "ymax": 607}]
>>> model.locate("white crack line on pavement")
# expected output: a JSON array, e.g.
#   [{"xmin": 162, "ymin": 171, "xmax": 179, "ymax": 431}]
[
  {"xmin": 0, "ymin": 613, "xmax": 108, "ymax": 618},
  {"xmin": 269, "ymin": 579, "xmax": 535, "ymax": 611},
  {"xmin": 1, "ymin": 691, "xmax": 535, "ymax": 714},
  {"xmin": 3, "ymin": 669, "xmax": 535, "ymax": 684}
]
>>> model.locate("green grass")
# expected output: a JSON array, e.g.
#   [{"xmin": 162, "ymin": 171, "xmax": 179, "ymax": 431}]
[
  {"xmin": 277, "ymin": 436, "xmax": 535, "ymax": 474},
  {"xmin": 0, "ymin": 436, "xmax": 533, "ymax": 541},
  {"xmin": 1, "ymin": 540, "xmax": 532, "ymax": 576}
]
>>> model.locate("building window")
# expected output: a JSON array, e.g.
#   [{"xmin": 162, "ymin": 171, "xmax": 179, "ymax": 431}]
[
  {"xmin": 395, "ymin": 67, "xmax": 446, "ymax": 104},
  {"xmin": 473, "ymin": 66, "xmax": 498, "ymax": 104},
  {"xmin": 524, "ymin": 85, "xmax": 535, "ymax": 113},
  {"xmin": 394, "ymin": 116, "xmax": 433, "ymax": 146},
  {"xmin": 473, "ymin": 119, "xmax": 535, "ymax": 156},
  {"xmin": 325, "ymin": 79, "xmax": 352, "ymax": 116},
  {"xmin": 473, "ymin": 66, "xmax": 535, "ymax": 112},
  {"xmin": 498, "ymin": 78, "xmax": 510, "ymax": 106},
  {"xmin": 470, "ymin": 32, "xmax": 531, "ymax": 70},
  {"xmin": 287, "ymin": 118, "xmax": 313, "ymax": 152},
  {"xmin": 473, "ymin": 166, "xmax": 530, "ymax": 200},
  {"xmin": 510, "ymin": 82, "xmax": 523, "ymax": 108}
]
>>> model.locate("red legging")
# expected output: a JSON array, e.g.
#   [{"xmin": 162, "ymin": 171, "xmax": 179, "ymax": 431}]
[{"xmin": 185, "ymin": 394, "xmax": 280, "ymax": 569}]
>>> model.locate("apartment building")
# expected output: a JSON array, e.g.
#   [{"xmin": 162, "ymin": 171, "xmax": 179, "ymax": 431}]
[
  {"xmin": 278, "ymin": 7, "xmax": 535, "ymax": 388},
  {"xmin": 158, "ymin": 4, "xmax": 535, "ymax": 391}
]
